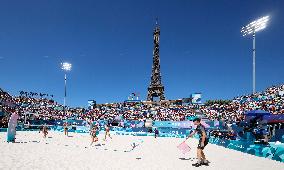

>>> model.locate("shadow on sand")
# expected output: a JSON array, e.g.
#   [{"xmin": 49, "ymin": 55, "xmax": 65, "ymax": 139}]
[
  {"xmin": 31, "ymin": 140, "xmax": 40, "ymax": 143},
  {"xmin": 179, "ymin": 157, "xmax": 198, "ymax": 161},
  {"xmin": 14, "ymin": 141, "xmax": 28, "ymax": 144}
]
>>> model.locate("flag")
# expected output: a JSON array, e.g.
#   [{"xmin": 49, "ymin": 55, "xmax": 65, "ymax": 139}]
[
  {"xmin": 201, "ymin": 121, "xmax": 210, "ymax": 128},
  {"xmin": 177, "ymin": 141, "xmax": 191, "ymax": 154},
  {"xmin": 136, "ymin": 122, "xmax": 144, "ymax": 128},
  {"xmin": 179, "ymin": 121, "xmax": 194, "ymax": 128},
  {"xmin": 214, "ymin": 120, "xmax": 220, "ymax": 127},
  {"xmin": 7, "ymin": 113, "xmax": 19, "ymax": 142}
]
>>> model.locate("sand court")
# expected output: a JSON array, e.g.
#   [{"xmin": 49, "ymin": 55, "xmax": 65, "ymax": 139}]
[{"xmin": 0, "ymin": 131, "xmax": 283, "ymax": 170}]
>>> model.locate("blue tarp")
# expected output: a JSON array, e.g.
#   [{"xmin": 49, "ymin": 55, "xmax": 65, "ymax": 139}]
[
  {"xmin": 263, "ymin": 115, "xmax": 284, "ymax": 123},
  {"xmin": 0, "ymin": 111, "xmax": 5, "ymax": 116},
  {"xmin": 245, "ymin": 110, "xmax": 271, "ymax": 116}
]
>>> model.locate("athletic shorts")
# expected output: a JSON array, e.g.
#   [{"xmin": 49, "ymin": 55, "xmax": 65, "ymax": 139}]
[{"xmin": 197, "ymin": 138, "xmax": 209, "ymax": 150}]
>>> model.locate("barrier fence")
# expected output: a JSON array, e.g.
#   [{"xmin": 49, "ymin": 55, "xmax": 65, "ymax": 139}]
[{"xmin": 0, "ymin": 120, "xmax": 284, "ymax": 162}]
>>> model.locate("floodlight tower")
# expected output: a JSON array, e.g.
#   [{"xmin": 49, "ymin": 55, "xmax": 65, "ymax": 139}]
[
  {"xmin": 241, "ymin": 16, "xmax": 270, "ymax": 94},
  {"xmin": 61, "ymin": 62, "xmax": 72, "ymax": 107}
]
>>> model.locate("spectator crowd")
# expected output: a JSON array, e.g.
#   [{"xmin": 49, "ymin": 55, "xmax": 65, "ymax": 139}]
[{"xmin": 1, "ymin": 84, "xmax": 284, "ymax": 127}]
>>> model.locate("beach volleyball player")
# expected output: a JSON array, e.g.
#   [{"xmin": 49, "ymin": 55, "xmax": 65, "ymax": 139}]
[
  {"xmin": 42, "ymin": 124, "xmax": 48, "ymax": 138},
  {"xmin": 104, "ymin": 124, "xmax": 112, "ymax": 141},
  {"xmin": 90, "ymin": 125, "xmax": 99, "ymax": 146},
  {"xmin": 63, "ymin": 122, "xmax": 68, "ymax": 136},
  {"xmin": 186, "ymin": 118, "xmax": 209, "ymax": 167}
]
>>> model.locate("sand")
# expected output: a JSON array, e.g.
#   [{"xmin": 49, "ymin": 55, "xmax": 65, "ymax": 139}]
[{"xmin": 0, "ymin": 131, "xmax": 283, "ymax": 170}]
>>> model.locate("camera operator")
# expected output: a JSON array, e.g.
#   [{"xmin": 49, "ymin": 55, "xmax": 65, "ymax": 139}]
[{"xmin": 251, "ymin": 116, "xmax": 269, "ymax": 144}]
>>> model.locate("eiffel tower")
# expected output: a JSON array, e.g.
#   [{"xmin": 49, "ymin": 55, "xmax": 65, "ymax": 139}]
[{"xmin": 147, "ymin": 21, "xmax": 165, "ymax": 101}]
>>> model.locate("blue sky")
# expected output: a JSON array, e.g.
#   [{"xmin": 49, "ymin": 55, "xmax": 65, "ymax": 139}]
[{"xmin": 0, "ymin": 0, "xmax": 284, "ymax": 107}]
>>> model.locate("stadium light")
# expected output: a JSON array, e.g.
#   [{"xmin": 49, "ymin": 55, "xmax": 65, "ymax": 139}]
[
  {"xmin": 61, "ymin": 62, "xmax": 72, "ymax": 71},
  {"xmin": 61, "ymin": 62, "xmax": 72, "ymax": 107},
  {"xmin": 241, "ymin": 15, "xmax": 270, "ymax": 94}
]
